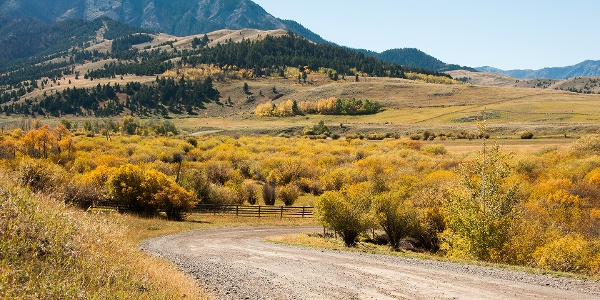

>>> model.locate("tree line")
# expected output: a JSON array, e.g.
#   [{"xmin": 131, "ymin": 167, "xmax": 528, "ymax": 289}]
[
  {"xmin": 1, "ymin": 76, "xmax": 219, "ymax": 117},
  {"xmin": 181, "ymin": 33, "xmax": 425, "ymax": 78}
]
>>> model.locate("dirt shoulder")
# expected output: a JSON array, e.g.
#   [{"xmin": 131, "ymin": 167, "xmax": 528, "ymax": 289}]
[{"xmin": 140, "ymin": 226, "xmax": 600, "ymax": 300}]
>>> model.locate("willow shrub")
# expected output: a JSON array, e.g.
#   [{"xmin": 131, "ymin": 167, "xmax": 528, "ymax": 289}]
[
  {"xmin": 315, "ymin": 182, "xmax": 374, "ymax": 246},
  {"xmin": 107, "ymin": 164, "xmax": 197, "ymax": 220},
  {"xmin": 444, "ymin": 143, "xmax": 519, "ymax": 262},
  {"xmin": 372, "ymin": 190, "xmax": 420, "ymax": 251},
  {"xmin": 533, "ymin": 234, "xmax": 600, "ymax": 274}
]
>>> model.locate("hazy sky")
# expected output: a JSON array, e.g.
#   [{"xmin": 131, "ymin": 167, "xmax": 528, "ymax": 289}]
[{"xmin": 252, "ymin": 0, "xmax": 599, "ymax": 70}]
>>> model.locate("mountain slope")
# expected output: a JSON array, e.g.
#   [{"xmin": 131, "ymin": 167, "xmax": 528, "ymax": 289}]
[
  {"xmin": 0, "ymin": 16, "xmax": 148, "ymax": 70},
  {"xmin": 477, "ymin": 60, "xmax": 600, "ymax": 79},
  {"xmin": 0, "ymin": 0, "xmax": 327, "ymax": 43},
  {"xmin": 357, "ymin": 48, "xmax": 475, "ymax": 73}
]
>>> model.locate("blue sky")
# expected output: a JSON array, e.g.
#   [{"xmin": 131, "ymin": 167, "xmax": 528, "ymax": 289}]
[{"xmin": 252, "ymin": 0, "xmax": 599, "ymax": 70}]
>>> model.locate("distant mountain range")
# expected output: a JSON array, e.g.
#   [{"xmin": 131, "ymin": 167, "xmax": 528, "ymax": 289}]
[
  {"xmin": 476, "ymin": 60, "xmax": 600, "ymax": 79},
  {"xmin": 0, "ymin": 0, "xmax": 474, "ymax": 74},
  {"xmin": 0, "ymin": 0, "xmax": 327, "ymax": 43},
  {"xmin": 1, "ymin": 0, "xmax": 597, "ymax": 78}
]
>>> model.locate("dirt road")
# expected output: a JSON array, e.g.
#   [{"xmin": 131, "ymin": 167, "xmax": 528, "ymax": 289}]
[{"xmin": 141, "ymin": 226, "xmax": 600, "ymax": 300}]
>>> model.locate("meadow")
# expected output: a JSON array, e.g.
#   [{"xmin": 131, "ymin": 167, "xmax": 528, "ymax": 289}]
[
  {"xmin": 1, "ymin": 118, "xmax": 599, "ymax": 279},
  {"xmin": 2, "ymin": 75, "xmax": 600, "ymax": 297}
]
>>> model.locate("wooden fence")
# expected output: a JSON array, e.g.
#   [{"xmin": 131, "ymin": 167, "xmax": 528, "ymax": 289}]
[{"xmin": 193, "ymin": 204, "xmax": 314, "ymax": 219}]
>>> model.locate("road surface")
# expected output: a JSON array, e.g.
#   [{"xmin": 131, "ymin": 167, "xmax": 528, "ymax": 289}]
[{"xmin": 141, "ymin": 226, "xmax": 600, "ymax": 300}]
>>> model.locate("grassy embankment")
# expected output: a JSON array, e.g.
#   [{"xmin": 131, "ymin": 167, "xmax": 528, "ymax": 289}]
[{"xmin": 0, "ymin": 168, "xmax": 316, "ymax": 299}]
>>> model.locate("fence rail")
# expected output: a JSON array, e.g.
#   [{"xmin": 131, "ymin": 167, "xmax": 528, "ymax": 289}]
[{"xmin": 193, "ymin": 204, "xmax": 314, "ymax": 219}]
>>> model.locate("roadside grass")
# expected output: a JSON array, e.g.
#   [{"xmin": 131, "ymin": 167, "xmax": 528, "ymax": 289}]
[
  {"xmin": 0, "ymin": 177, "xmax": 209, "ymax": 299},
  {"xmin": 0, "ymin": 172, "xmax": 320, "ymax": 300},
  {"xmin": 265, "ymin": 233, "xmax": 600, "ymax": 282}
]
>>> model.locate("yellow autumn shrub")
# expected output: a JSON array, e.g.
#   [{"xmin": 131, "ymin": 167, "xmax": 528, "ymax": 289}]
[{"xmin": 533, "ymin": 234, "xmax": 600, "ymax": 274}]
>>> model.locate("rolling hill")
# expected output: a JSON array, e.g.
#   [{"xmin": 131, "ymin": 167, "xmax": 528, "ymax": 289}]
[{"xmin": 358, "ymin": 48, "xmax": 475, "ymax": 73}]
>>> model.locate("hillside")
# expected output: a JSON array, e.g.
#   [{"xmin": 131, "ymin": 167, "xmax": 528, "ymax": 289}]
[
  {"xmin": 358, "ymin": 48, "xmax": 475, "ymax": 73},
  {"xmin": 476, "ymin": 60, "xmax": 600, "ymax": 79},
  {"xmin": 1, "ymin": 29, "xmax": 456, "ymax": 118},
  {"xmin": 0, "ymin": 16, "xmax": 147, "ymax": 70},
  {"xmin": 0, "ymin": 0, "xmax": 327, "ymax": 43}
]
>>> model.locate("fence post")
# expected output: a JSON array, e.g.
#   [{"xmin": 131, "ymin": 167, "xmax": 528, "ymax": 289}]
[
  {"xmin": 258, "ymin": 205, "xmax": 261, "ymax": 218},
  {"xmin": 280, "ymin": 206, "xmax": 283, "ymax": 219},
  {"xmin": 302, "ymin": 206, "xmax": 305, "ymax": 218},
  {"xmin": 236, "ymin": 205, "xmax": 239, "ymax": 217}
]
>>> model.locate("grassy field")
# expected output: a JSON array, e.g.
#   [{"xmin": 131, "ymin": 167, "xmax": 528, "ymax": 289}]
[
  {"xmin": 162, "ymin": 75, "xmax": 600, "ymax": 139},
  {"xmin": 3, "ymin": 69, "xmax": 600, "ymax": 142}
]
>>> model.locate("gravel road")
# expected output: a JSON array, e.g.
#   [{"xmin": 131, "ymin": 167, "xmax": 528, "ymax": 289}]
[{"xmin": 140, "ymin": 226, "xmax": 600, "ymax": 300}]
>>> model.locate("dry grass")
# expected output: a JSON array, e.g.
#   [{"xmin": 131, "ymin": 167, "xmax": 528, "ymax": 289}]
[
  {"xmin": 0, "ymin": 164, "xmax": 320, "ymax": 299},
  {"xmin": 169, "ymin": 75, "xmax": 600, "ymax": 140},
  {"xmin": 0, "ymin": 170, "xmax": 208, "ymax": 299}
]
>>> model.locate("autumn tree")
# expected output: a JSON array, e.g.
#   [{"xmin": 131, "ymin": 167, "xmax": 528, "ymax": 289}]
[
  {"xmin": 372, "ymin": 190, "xmax": 420, "ymax": 251},
  {"xmin": 315, "ymin": 183, "xmax": 374, "ymax": 246},
  {"xmin": 21, "ymin": 124, "xmax": 55, "ymax": 158},
  {"xmin": 107, "ymin": 164, "xmax": 198, "ymax": 219},
  {"xmin": 444, "ymin": 141, "xmax": 519, "ymax": 262},
  {"xmin": 277, "ymin": 183, "xmax": 299, "ymax": 206}
]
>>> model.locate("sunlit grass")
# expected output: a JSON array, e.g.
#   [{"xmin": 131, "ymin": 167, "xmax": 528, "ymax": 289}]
[
  {"xmin": 0, "ymin": 174, "xmax": 321, "ymax": 299},
  {"xmin": 0, "ymin": 174, "xmax": 209, "ymax": 299}
]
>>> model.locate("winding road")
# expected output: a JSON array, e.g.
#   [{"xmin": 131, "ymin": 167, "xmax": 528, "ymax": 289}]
[{"xmin": 141, "ymin": 226, "xmax": 600, "ymax": 300}]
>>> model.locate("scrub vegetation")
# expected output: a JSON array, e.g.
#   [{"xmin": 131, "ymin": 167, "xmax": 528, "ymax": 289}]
[{"xmin": 1, "ymin": 118, "xmax": 599, "ymax": 294}]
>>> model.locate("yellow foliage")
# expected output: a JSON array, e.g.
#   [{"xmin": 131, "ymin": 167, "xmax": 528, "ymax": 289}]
[
  {"xmin": 107, "ymin": 164, "xmax": 198, "ymax": 219},
  {"xmin": 315, "ymin": 182, "xmax": 374, "ymax": 246},
  {"xmin": 163, "ymin": 64, "xmax": 253, "ymax": 81},
  {"xmin": 4, "ymin": 125, "xmax": 600, "ymax": 276},
  {"xmin": 533, "ymin": 234, "xmax": 599, "ymax": 274},
  {"xmin": 585, "ymin": 167, "xmax": 600, "ymax": 185},
  {"xmin": 255, "ymin": 100, "xmax": 297, "ymax": 117},
  {"xmin": 298, "ymin": 97, "xmax": 337, "ymax": 114},
  {"xmin": 405, "ymin": 72, "xmax": 466, "ymax": 85}
]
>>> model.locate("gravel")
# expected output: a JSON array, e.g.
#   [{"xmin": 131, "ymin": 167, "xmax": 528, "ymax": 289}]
[{"xmin": 140, "ymin": 226, "xmax": 600, "ymax": 300}]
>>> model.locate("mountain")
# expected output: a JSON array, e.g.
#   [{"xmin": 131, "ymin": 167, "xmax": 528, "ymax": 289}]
[
  {"xmin": 0, "ymin": 0, "xmax": 327, "ymax": 43},
  {"xmin": 0, "ymin": 0, "xmax": 471, "ymax": 75},
  {"xmin": 476, "ymin": 60, "xmax": 600, "ymax": 79},
  {"xmin": 0, "ymin": 16, "xmax": 147, "ymax": 69},
  {"xmin": 357, "ymin": 48, "xmax": 475, "ymax": 73}
]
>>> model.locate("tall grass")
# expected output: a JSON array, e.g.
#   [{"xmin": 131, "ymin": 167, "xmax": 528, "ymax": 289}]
[{"xmin": 0, "ymin": 172, "xmax": 207, "ymax": 299}]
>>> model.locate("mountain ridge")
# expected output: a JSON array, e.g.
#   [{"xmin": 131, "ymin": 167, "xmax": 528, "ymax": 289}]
[
  {"xmin": 0, "ymin": 0, "xmax": 469, "ymax": 74},
  {"xmin": 476, "ymin": 60, "xmax": 600, "ymax": 79},
  {"xmin": 0, "ymin": 0, "xmax": 329, "ymax": 43},
  {"xmin": 3, "ymin": 0, "xmax": 597, "ymax": 79}
]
